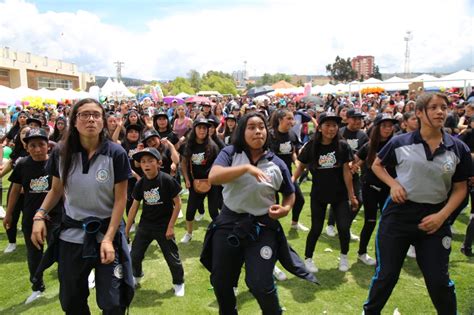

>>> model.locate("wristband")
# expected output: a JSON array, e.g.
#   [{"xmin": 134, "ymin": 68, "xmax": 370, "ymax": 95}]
[
  {"xmin": 36, "ymin": 208, "xmax": 47, "ymax": 214},
  {"xmin": 33, "ymin": 217, "xmax": 46, "ymax": 222}
]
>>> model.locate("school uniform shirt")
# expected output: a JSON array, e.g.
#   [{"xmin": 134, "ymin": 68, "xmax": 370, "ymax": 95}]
[
  {"xmin": 132, "ymin": 172, "xmax": 181, "ymax": 229},
  {"xmin": 213, "ymin": 145, "xmax": 294, "ymax": 216},
  {"xmin": 269, "ymin": 129, "xmax": 302, "ymax": 175},
  {"xmin": 340, "ymin": 127, "xmax": 369, "ymax": 153},
  {"xmin": 298, "ymin": 139, "xmax": 353, "ymax": 203},
  {"xmin": 378, "ymin": 129, "xmax": 471, "ymax": 204},
  {"xmin": 8, "ymin": 156, "xmax": 61, "ymax": 224},
  {"xmin": 357, "ymin": 140, "xmax": 396, "ymax": 188},
  {"xmin": 48, "ymin": 139, "xmax": 132, "ymax": 244}
]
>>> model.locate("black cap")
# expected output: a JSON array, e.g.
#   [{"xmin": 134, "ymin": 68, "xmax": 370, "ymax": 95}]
[
  {"xmin": 142, "ymin": 130, "xmax": 160, "ymax": 144},
  {"xmin": 225, "ymin": 114, "xmax": 237, "ymax": 121},
  {"xmin": 27, "ymin": 117, "xmax": 42, "ymax": 127},
  {"xmin": 207, "ymin": 117, "xmax": 220, "ymax": 128},
  {"xmin": 125, "ymin": 124, "xmax": 143, "ymax": 133},
  {"xmin": 317, "ymin": 112, "xmax": 342, "ymax": 125},
  {"xmin": 153, "ymin": 110, "xmax": 169, "ymax": 120},
  {"xmin": 374, "ymin": 113, "xmax": 399, "ymax": 126},
  {"xmin": 132, "ymin": 147, "xmax": 162, "ymax": 162},
  {"xmin": 346, "ymin": 108, "xmax": 365, "ymax": 118},
  {"xmin": 23, "ymin": 128, "xmax": 48, "ymax": 143},
  {"xmin": 193, "ymin": 117, "xmax": 211, "ymax": 128}
]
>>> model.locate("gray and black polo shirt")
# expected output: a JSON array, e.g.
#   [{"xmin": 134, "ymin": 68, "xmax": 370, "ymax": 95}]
[
  {"xmin": 378, "ymin": 129, "xmax": 471, "ymax": 204},
  {"xmin": 49, "ymin": 139, "xmax": 131, "ymax": 244},
  {"xmin": 213, "ymin": 145, "xmax": 294, "ymax": 216}
]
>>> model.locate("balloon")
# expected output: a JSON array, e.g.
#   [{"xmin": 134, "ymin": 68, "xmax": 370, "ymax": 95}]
[{"xmin": 3, "ymin": 146, "xmax": 12, "ymax": 159}]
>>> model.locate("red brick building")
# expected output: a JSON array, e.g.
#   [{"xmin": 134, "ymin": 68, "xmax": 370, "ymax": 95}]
[{"xmin": 351, "ymin": 56, "xmax": 374, "ymax": 79}]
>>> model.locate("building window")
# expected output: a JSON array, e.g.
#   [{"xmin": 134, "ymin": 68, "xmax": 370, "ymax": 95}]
[
  {"xmin": 37, "ymin": 77, "xmax": 73, "ymax": 89},
  {"xmin": 0, "ymin": 69, "xmax": 9, "ymax": 78}
]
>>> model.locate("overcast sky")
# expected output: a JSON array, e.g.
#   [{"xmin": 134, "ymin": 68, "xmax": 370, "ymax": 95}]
[{"xmin": 0, "ymin": 0, "xmax": 473, "ymax": 80}]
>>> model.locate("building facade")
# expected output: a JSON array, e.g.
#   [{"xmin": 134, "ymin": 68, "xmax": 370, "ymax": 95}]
[
  {"xmin": 0, "ymin": 47, "xmax": 95, "ymax": 90},
  {"xmin": 351, "ymin": 55, "xmax": 374, "ymax": 79}
]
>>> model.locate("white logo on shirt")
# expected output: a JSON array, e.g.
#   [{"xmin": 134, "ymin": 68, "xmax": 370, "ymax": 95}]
[
  {"xmin": 442, "ymin": 161, "xmax": 455, "ymax": 173},
  {"xmin": 192, "ymin": 152, "xmax": 206, "ymax": 165},
  {"xmin": 279, "ymin": 141, "xmax": 292, "ymax": 154},
  {"xmin": 260, "ymin": 246, "xmax": 273, "ymax": 260},
  {"xmin": 113, "ymin": 264, "xmax": 123, "ymax": 279},
  {"xmin": 318, "ymin": 151, "xmax": 337, "ymax": 168},
  {"xmin": 96, "ymin": 169, "xmax": 110, "ymax": 183},
  {"xmin": 144, "ymin": 187, "xmax": 162, "ymax": 205},
  {"xmin": 442, "ymin": 236, "xmax": 451, "ymax": 249},
  {"xmin": 30, "ymin": 175, "xmax": 49, "ymax": 192},
  {"xmin": 346, "ymin": 138, "xmax": 359, "ymax": 151}
]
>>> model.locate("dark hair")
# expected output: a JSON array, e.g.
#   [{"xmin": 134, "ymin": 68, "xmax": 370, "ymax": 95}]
[
  {"xmin": 403, "ymin": 111, "xmax": 416, "ymax": 121},
  {"xmin": 60, "ymin": 98, "xmax": 107, "ymax": 187},
  {"xmin": 124, "ymin": 110, "xmax": 145, "ymax": 129},
  {"xmin": 10, "ymin": 125, "xmax": 30, "ymax": 160},
  {"xmin": 366, "ymin": 122, "xmax": 394, "ymax": 166},
  {"xmin": 183, "ymin": 122, "xmax": 218, "ymax": 163},
  {"xmin": 232, "ymin": 113, "xmax": 269, "ymax": 153},
  {"xmin": 269, "ymin": 108, "xmax": 291, "ymax": 142},
  {"xmin": 415, "ymin": 92, "xmax": 449, "ymax": 129},
  {"xmin": 153, "ymin": 114, "xmax": 172, "ymax": 132},
  {"xmin": 50, "ymin": 116, "xmax": 68, "ymax": 142}
]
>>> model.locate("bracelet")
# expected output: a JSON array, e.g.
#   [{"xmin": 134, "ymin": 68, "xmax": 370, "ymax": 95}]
[
  {"xmin": 33, "ymin": 217, "xmax": 46, "ymax": 222},
  {"xmin": 36, "ymin": 208, "xmax": 47, "ymax": 214}
]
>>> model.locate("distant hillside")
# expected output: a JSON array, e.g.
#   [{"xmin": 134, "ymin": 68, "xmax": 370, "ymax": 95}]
[{"xmin": 95, "ymin": 76, "xmax": 152, "ymax": 87}]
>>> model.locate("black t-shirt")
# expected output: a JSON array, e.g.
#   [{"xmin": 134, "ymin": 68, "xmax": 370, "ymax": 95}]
[
  {"xmin": 8, "ymin": 156, "xmax": 61, "ymax": 224},
  {"xmin": 357, "ymin": 140, "xmax": 396, "ymax": 188},
  {"xmin": 182, "ymin": 141, "xmax": 218, "ymax": 179},
  {"xmin": 340, "ymin": 127, "xmax": 369, "ymax": 153},
  {"xmin": 298, "ymin": 139, "xmax": 353, "ymax": 202},
  {"xmin": 158, "ymin": 130, "xmax": 179, "ymax": 145},
  {"xmin": 10, "ymin": 147, "xmax": 28, "ymax": 168},
  {"xmin": 212, "ymin": 135, "xmax": 225, "ymax": 150},
  {"xmin": 132, "ymin": 172, "xmax": 181, "ymax": 228},
  {"xmin": 159, "ymin": 146, "xmax": 173, "ymax": 175},
  {"xmin": 459, "ymin": 129, "xmax": 474, "ymax": 152},
  {"xmin": 269, "ymin": 129, "xmax": 301, "ymax": 174},
  {"xmin": 223, "ymin": 129, "xmax": 235, "ymax": 145}
]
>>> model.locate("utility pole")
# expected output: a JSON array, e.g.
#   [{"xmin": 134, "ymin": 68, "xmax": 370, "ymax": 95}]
[
  {"xmin": 114, "ymin": 61, "xmax": 124, "ymax": 82},
  {"xmin": 404, "ymin": 31, "xmax": 413, "ymax": 77}
]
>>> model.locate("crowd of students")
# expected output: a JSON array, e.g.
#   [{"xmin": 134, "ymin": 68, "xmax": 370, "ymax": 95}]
[{"xmin": 0, "ymin": 90, "xmax": 472, "ymax": 314}]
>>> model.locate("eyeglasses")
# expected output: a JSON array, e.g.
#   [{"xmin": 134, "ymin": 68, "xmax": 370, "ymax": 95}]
[{"xmin": 76, "ymin": 112, "xmax": 102, "ymax": 121}]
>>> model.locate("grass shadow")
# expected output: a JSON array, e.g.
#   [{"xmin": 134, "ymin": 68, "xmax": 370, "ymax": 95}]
[
  {"xmin": 0, "ymin": 293, "xmax": 58, "ymax": 313},
  {"xmin": 178, "ymin": 240, "xmax": 204, "ymax": 261},
  {"xmin": 130, "ymin": 288, "xmax": 173, "ymax": 308}
]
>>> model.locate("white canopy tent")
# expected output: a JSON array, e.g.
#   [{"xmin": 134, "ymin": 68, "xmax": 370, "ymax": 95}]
[{"xmin": 101, "ymin": 78, "xmax": 134, "ymax": 99}]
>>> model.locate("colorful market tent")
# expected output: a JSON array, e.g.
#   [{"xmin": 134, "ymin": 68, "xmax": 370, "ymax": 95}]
[{"xmin": 271, "ymin": 80, "xmax": 296, "ymax": 89}]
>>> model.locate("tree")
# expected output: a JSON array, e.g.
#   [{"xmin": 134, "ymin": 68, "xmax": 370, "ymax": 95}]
[
  {"xmin": 188, "ymin": 70, "xmax": 202, "ymax": 91},
  {"xmin": 256, "ymin": 73, "xmax": 293, "ymax": 86},
  {"xmin": 201, "ymin": 74, "xmax": 237, "ymax": 95},
  {"xmin": 168, "ymin": 77, "xmax": 195, "ymax": 95},
  {"xmin": 326, "ymin": 56, "xmax": 358, "ymax": 83},
  {"xmin": 373, "ymin": 64, "xmax": 382, "ymax": 80}
]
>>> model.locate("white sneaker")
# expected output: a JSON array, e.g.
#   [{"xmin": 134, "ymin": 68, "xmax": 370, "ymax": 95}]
[
  {"xmin": 339, "ymin": 254, "xmax": 350, "ymax": 272},
  {"xmin": 358, "ymin": 253, "xmax": 376, "ymax": 266},
  {"xmin": 134, "ymin": 276, "xmax": 142, "ymax": 288},
  {"xmin": 304, "ymin": 258, "xmax": 318, "ymax": 273},
  {"xmin": 273, "ymin": 266, "xmax": 287, "ymax": 281},
  {"xmin": 350, "ymin": 231, "xmax": 360, "ymax": 241},
  {"xmin": 130, "ymin": 223, "xmax": 136, "ymax": 233},
  {"xmin": 4, "ymin": 243, "xmax": 16, "ymax": 253},
  {"xmin": 233, "ymin": 287, "xmax": 238, "ymax": 296},
  {"xmin": 0, "ymin": 206, "xmax": 6, "ymax": 219},
  {"xmin": 174, "ymin": 283, "xmax": 185, "ymax": 297},
  {"xmin": 178, "ymin": 210, "xmax": 184, "ymax": 219},
  {"xmin": 180, "ymin": 232, "xmax": 192, "ymax": 243},
  {"xmin": 88, "ymin": 270, "xmax": 95, "ymax": 289},
  {"xmin": 195, "ymin": 213, "xmax": 204, "ymax": 221},
  {"xmin": 179, "ymin": 189, "xmax": 189, "ymax": 195},
  {"xmin": 407, "ymin": 245, "xmax": 416, "ymax": 258},
  {"xmin": 291, "ymin": 222, "xmax": 310, "ymax": 232},
  {"xmin": 450, "ymin": 225, "xmax": 457, "ymax": 234},
  {"xmin": 326, "ymin": 225, "xmax": 337, "ymax": 237},
  {"xmin": 25, "ymin": 290, "xmax": 43, "ymax": 304}
]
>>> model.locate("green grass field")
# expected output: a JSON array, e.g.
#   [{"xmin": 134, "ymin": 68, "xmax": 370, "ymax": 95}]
[{"xmin": 0, "ymin": 177, "xmax": 473, "ymax": 315}]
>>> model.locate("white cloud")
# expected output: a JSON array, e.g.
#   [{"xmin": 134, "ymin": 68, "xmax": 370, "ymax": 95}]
[{"xmin": 0, "ymin": 0, "xmax": 472, "ymax": 80}]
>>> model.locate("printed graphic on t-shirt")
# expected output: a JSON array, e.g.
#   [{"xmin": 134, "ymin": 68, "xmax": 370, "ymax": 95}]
[
  {"xmin": 144, "ymin": 187, "xmax": 162, "ymax": 205},
  {"xmin": 346, "ymin": 138, "xmax": 359, "ymax": 151},
  {"xmin": 279, "ymin": 141, "xmax": 292, "ymax": 154},
  {"xmin": 30, "ymin": 175, "xmax": 49, "ymax": 193},
  {"xmin": 225, "ymin": 136, "xmax": 231, "ymax": 145},
  {"xmin": 318, "ymin": 151, "xmax": 337, "ymax": 169},
  {"xmin": 128, "ymin": 148, "xmax": 139, "ymax": 158},
  {"xmin": 192, "ymin": 152, "xmax": 207, "ymax": 165}
]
